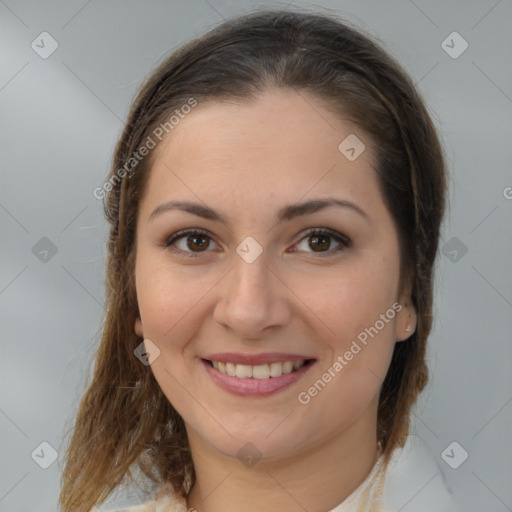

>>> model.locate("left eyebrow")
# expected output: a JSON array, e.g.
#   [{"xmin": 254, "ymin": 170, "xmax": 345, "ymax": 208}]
[
  {"xmin": 148, "ymin": 198, "xmax": 371, "ymax": 224},
  {"xmin": 277, "ymin": 198, "xmax": 370, "ymax": 224}
]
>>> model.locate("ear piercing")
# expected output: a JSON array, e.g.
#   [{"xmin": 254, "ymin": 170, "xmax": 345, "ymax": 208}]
[{"xmin": 405, "ymin": 325, "xmax": 412, "ymax": 332}]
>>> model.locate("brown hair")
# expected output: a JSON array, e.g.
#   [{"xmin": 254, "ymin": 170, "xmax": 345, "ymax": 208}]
[{"xmin": 60, "ymin": 8, "xmax": 446, "ymax": 511}]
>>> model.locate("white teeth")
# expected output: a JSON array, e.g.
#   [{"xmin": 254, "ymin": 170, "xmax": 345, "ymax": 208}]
[
  {"xmin": 252, "ymin": 364, "xmax": 270, "ymax": 379},
  {"xmin": 211, "ymin": 360, "xmax": 307, "ymax": 379},
  {"xmin": 293, "ymin": 361, "xmax": 305, "ymax": 370},
  {"xmin": 235, "ymin": 364, "xmax": 253, "ymax": 378},
  {"xmin": 226, "ymin": 362, "xmax": 236, "ymax": 377},
  {"xmin": 282, "ymin": 361, "xmax": 294, "ymax": 374},
  {"xmin": 269, "ymin": 362, "xmax": 283, "ymax": 377}
]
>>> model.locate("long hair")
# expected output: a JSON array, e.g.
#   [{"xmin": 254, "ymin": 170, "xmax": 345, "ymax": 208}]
[{"xmin": 60, "ymin": 8, "xmax": 447, "ymax": 511}]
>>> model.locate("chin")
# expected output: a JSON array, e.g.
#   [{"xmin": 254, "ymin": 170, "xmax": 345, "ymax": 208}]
[{"xmin": 196, "ymin": 420, "xmax": 313, "ymax": 463}]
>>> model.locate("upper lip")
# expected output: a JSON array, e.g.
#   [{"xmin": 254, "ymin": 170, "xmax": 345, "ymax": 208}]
[{"xmin": 203, "ymin": 352, "xmax": 315, "ymax": 365}]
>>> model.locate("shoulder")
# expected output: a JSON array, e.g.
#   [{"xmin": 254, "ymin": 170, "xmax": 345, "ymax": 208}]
[
  {"xmin": 383, "ymin": 435, "xmax": 462, "ymax": 512},
  {"xmin": 332, "ymin": 435, "xmax": 462, "ymax": 511},
  {"xmin": 90, "ymin": 483, "xmax": 188, "ymax": 512}
]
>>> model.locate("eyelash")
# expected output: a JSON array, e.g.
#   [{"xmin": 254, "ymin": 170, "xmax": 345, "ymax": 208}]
[{"xmin": 164, "ymin": 227, "xmax": 351, "ymax": 258}]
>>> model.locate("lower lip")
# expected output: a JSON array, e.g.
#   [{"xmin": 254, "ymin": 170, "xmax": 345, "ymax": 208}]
[{"xmin": 202, "ymin": 359, "xmax": 315, "ymax": 397}]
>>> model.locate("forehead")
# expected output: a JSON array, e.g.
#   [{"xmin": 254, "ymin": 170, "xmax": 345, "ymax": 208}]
[
  {"xmin": 141, "ymin": 88, "xmax": 383, "ymax": 219},
  {"xmin": 155, "ymin": 88, "xmax": 374, "ymax": 163}
]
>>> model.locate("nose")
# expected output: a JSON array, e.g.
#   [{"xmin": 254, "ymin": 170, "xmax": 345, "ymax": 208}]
[{"xmin": 213, "ymin": 251, "xmax": 292, "ymax": 340}]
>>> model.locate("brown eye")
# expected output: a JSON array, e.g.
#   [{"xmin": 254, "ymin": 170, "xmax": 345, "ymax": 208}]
[
  {"xmin": 293, "ymin": 228, "xmax": 350, "ymax": 255},
  {"xmin": 308, "ymin": 234, "xmax": 331, "ymax": 252},
  {"xmin": 165, "ymin": 229, "xmax": 219, "ymax": 257},
  {"xmin": 186, "ymin": 234, "xmax": 210, "ymax": 252}
]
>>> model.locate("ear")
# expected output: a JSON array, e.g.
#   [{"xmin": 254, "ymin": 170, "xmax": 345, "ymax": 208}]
[
  {"xmin": 135, "ymin": 317, "xmax": 144, "ymax": 338},
  {"xmin": 395, "ymin": 283, "xmax": 417, "ymax": 342}
]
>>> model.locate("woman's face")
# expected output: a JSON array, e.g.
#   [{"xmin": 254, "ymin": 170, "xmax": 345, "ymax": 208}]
[{"xmin": 134, "ymin": 88, "xmax": 415, "ymax": 463}]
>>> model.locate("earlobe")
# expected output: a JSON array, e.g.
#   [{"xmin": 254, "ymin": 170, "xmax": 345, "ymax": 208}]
[
  {"xmin": 135, "ymin": 317, "xmax": 143, "ymax": 338},
  {"xmin": 396, "ymin": 301, "xmax": 417, "ymax": 342}
]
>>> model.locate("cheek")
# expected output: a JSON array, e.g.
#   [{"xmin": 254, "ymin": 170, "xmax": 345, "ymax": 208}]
[
  {"xmin": 290, "ymin": 256, "xmax": 400, "ymax": 343},
  {"xmin": 296, "ymin": 275, "xmax": 398, "ymax": 432},
  {"xmin": 134, "ymin": 258, "xmax": 210, "ymax": 410},
  {"xmin": 135, "ymin": 252, "xmax": 223, "ymax": 355},
  {"xmin": 135, "ymin": 256, "xmax": 191, "ymax": 342},
  {"xmin": 290, "ymin": 255, "xmax": 400, "ymax": 411}
]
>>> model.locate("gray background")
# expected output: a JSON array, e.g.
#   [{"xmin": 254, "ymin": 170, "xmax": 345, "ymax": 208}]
[{"xmin": 1, "ymin": 0, "xmax": 511, "ymax": 511}]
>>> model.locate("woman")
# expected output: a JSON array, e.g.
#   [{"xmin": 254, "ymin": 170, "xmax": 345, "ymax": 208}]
[{"xmin": 60, "ymin": 8, "xmax": 447, "ymax": 512}]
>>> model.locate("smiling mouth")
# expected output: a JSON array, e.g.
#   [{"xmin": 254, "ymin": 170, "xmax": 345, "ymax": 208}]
[{"xmin": 205, "ymin": 359, "xmax": 314, "ymax": 379}]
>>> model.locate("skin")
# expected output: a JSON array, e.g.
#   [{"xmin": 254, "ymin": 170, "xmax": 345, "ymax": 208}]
[{"xmin": 134, "ymin": 88, "xmax": 416, "ymax": 512}]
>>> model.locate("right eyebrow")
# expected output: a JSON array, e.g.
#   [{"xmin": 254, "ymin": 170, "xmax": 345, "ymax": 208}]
[{"xmin": 149, "ymin": 200, "xmax": 225, "ymax": 223}]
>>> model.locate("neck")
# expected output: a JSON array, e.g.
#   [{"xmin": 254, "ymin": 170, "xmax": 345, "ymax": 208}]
[{"xmin": 186, "ymin": 405, "xmax": 379, "ymax": 512}]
